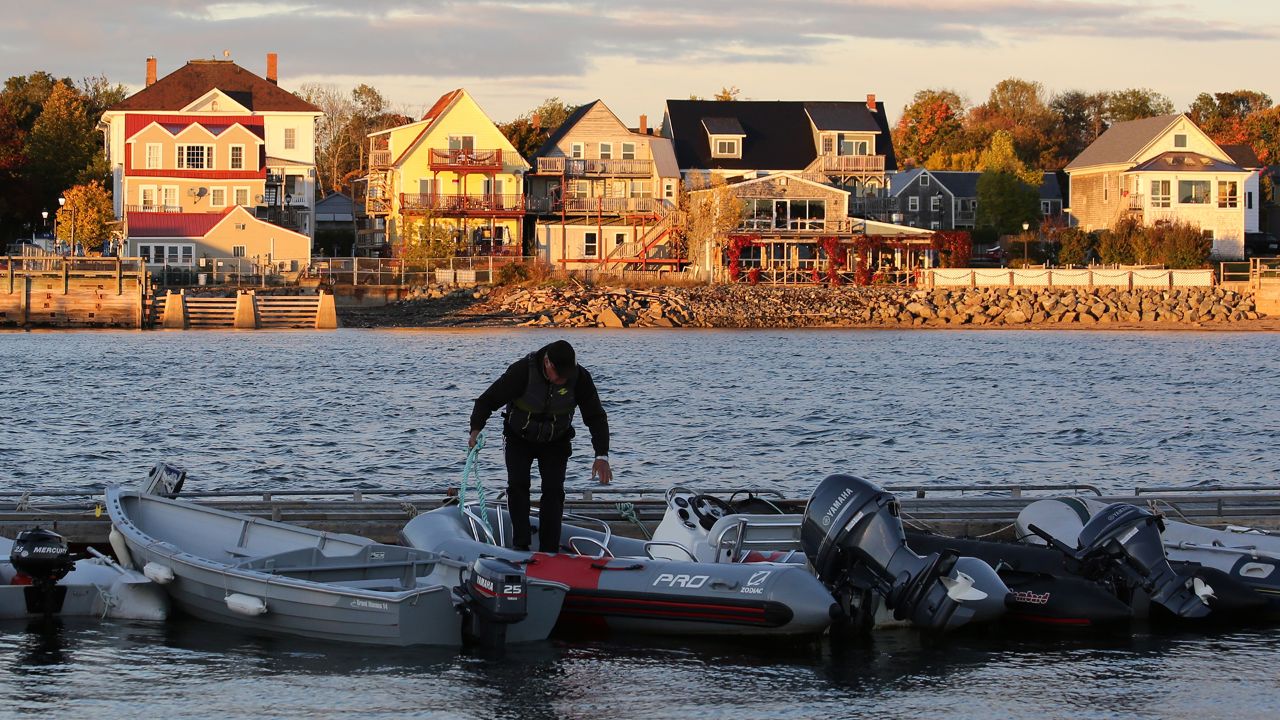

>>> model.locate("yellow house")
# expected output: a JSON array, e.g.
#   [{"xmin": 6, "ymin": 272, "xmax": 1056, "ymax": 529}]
[{"xmin": 365, "ymin": 89, "xmax": 530, "ymax": 256}]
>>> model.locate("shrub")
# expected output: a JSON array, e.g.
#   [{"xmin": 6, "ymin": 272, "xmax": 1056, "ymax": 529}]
[
  {"xmin": 1055, "ymin": 227, "xmax": 1093, "ymax": 266},
  {"xmin": 1157, "ymin": 221, "xmax": 1212, "ymax": 268},
  {"xmin": 496, "ymin": 262, "xmax": 532, "ymax": 285}
]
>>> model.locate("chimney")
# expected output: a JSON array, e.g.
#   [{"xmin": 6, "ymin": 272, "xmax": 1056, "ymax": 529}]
[
  {"xmin": 532, "ymin": 113, "xmax": 541, "ymax": 131},
  {"xmin": 146, "ymin": 57, "xmax": 157, "ymax": 87},
  {"xmin": 639, "ymin": 114, "xmax": 648, "ymax": 135},
  {"xmin": 866, "ymin": 93, "xmax": 877, "ymax": 111},
  {"xmin": 266, "ymin": 52, "xmax": 278, "ymax": 85}
]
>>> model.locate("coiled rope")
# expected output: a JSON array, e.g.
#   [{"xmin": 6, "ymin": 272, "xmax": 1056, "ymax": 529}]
[
  {"xmin": 460, "ymin": 431, "xmax": 495, "ymax": 541},
  {"xmin": 616, "ymin": 502, "xmax": 651, "ymax": 539}
]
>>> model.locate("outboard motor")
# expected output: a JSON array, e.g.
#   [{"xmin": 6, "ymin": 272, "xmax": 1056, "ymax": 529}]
[
  {"xmin": 1029, "ymin": 503, "xmax": 1211, "ymax": 618},
  {"xmin": 460, "ymin": 558, "xmax": 528, "ymax": 647},
  {"xmin": 801, "ymin": 475, "xmax": 1007, "ymax": 631},
  {"xmin": 9, "ymin": 527, "xmax": 75, "ymax": 615}
]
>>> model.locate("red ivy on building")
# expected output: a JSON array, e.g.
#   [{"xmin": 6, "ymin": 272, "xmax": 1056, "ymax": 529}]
[
  {"xmin": 726, "ymin": 234, "xmax": 759, "ymax": 282},
  {"xmin": 819, "ymin": 236, "xmax": 847, "ymax": 285},
  {"xmin": 930, "ymin": 231, "xmax": 972, "ymax": 268}
]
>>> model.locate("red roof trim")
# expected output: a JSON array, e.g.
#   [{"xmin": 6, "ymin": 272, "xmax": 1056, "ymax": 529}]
[{"xmin": 125, "ymin": 114, "xmax": 264, "ymax": 139}]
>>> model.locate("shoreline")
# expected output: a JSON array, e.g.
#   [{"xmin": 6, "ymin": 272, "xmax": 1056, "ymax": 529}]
[{"xmin": 338, "ymin": 284, "xmax": 1280, "ymax": 332}]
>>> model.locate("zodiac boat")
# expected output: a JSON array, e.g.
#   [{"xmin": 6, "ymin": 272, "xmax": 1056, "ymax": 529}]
[{"xmin": 104, "ymin": 464, "xmax": 567, "ymax": 647}]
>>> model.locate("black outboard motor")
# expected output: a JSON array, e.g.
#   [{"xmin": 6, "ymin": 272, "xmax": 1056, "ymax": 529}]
[
  {"xmin": 10, "ymin": 527, "xmax": 75, "ymax": 615},
  {"xmin": 801, "ymin": 474, "xmax": 1005, "ymax": 631},
  {"xmin": 1030, "ymin": 503, "xmax": 1211, "ymax": 618},
  {"xmin": 460, "ymin": 558, "xmax": 528, "ymax": 647}
]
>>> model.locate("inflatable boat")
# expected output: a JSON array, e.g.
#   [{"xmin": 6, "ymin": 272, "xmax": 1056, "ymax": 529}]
[{"xmin": 1018, "ymin": 497, "xmax": 1276, "ymax": 618}]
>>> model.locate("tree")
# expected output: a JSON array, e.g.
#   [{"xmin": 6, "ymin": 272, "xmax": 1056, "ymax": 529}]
[
  {"xmin": 975, "ymin": 171, "xmax": 1039, "ymax": 239},
  {"xmin": 1106, "ymin": 88, "xmax": 1174, "ymax": 122},
  {"xmin": 1, "ymin": 71, "xmax": 65, "ymax": 131},
  {"xmin": 497, "ymin": 97, "xmax": 579, "ymax": 162},
  {"xmin": 56, "ymin": 180, "xmax": 115, "ymax": 253},
  {"xmin": 969, "ymin": 78, "xmax": 1056, "ymax": 166},
  {"xmin": 1054, "ymin": 227, "xmax": 1094, "ymax": 266},
  {"xmin": 677, "ymin": 174, "xmax": 745, "ymax": 280},
  {"xmin": 978, "ymin": 130, "xmax": 1042, "ymax": 186},
  {"xmin": 399, "ymin": 216, "xmax": 462, "ymax": 267},
  {"xmin": 1188, "ymin": 90, "xmax": 1273, "ymax": 145},
  {"xmin": 25, "ymin": 82, "xmax": 96, "ymax": 202},
  {"xmin": 1048, "ymin": 90, "xmax": 1110, "ymax": 165},
  {"xmin": 713, "ymin": 86, "xmax": 741, "ymax": 101},
  {"xmin": 893, "ymin": 89, "xmax": 967, "ymax": 166}
]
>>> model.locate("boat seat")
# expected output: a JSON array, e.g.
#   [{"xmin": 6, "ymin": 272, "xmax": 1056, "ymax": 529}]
[{"xmin": 707, "ymin": 514, "xmax": 803, "ymax": 563}]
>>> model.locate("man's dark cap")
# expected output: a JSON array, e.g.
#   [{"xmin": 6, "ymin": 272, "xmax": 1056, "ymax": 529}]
[{"xmin": 544, "ymin": 340, "xmax": 576, "ymax": 374}]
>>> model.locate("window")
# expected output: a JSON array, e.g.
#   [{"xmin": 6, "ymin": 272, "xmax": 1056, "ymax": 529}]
[
  {"xmin": 210, "ymin": 187, "xmax": 226, "ymax": 207},
  {"xmin": 584, "ymin": 231, "xmax": 598, "ymax": 258},
  {"xmin": 930, "ymin": 195, "xmax": 941, "ymax": 211},
  {"xmin": 599, "ymin": 142, "xmax": 613, "ymax": 160},
  {"xmin": 230, "ymin": 145, "xmax": 244, "ymax": 170},
  {"xmin": 1104, "ymin": 175, "xmax": 1110, "ymax": 202},
  {"xmin": 663, "ymin": 181, "xmax": 675, "ymax": 200},
  {"xmin": 1151, "ymin": 180, "xmax": 1171, "ymax": 207},
  {"xmin": 930, "ymin": 221, "xmax": 941, "ymax": 230},
  {"xmin": 483, "ymin": 178, "xmax": 505, "ymax": 195},
  {"xmin": 139, "ymin": 245, "xmax": 151, "ymax": 263},
  {"xmin": 448, "ymin": 135, "xmax": 475, "ymax": 152},
  {"xmin": 146, "ymin": 144, "xmax": 162, "ymax": 169},
  {"xmin": 234, "ymin": 187, "xmax": 251, "ymax": 206},
  {"xmin": 851, "ymin": 140, "xmax": 869, "ymax": 155},
  {"xmin": 921, "ymin": 174, "xmax": 930, "ymax": 187},
  {"xmin": 177, "ymin": 145, "xmax": 214, "ymax": 169},
  {"xmin": 139, "ymin": 186, "xmax": 157, "ymax": 209},
  {"xmin": 1179, "ymin": 180, "xmax": 1211, "ymax": 204},
  {"xmin": 571, "ymin": 143, "xmax": 583, "ymax": 159},
  {"xmin": 908, "ymin": 196, "xmax": 920, "ymax": 212},
  {"xmin": 629, "ymin": 180, "xmax": 649, "ymax": 198},
  {"xmin": 1174, "ymin": 134, "xmax": 1187, "ymax": 148},
  {"xmin": 621, "ymin": 142, "xmax": 636, "ymax": 160},
  {"xmin": 822, "ymin": 136, "xmax": 834, "ymax": 155},
  {"xmin": 1217, "ymin": 181, "xmax": 1238, "ymax": 208},
  {"xmin": 233, "ymin": 245, "xmax": 246, "ymax": 258},
  {"xmin": 182, "ymin": 246, "xmax": 193, "ymax": 265},
  {"xmin": 712, "ymin": 138, "xmax": 739, "ymax": 158},
  {"xmin": 615, "ymin": 232, "xmax": 627, "ymax": 247},
  {"xmin": 1247, "ymin": 191, "xmax": 1254, "ymax": 210},
  {"xmin": 1041, "ymin": 200, "xmax": 1052, "ymax": 216},
  {"xmin": 284, "ymin": 128, "xmax": 296, "ymax": 150}
]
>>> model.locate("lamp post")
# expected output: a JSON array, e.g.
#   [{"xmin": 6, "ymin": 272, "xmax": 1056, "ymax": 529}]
[
  {"xmin": 1021, "ymin": 221, "xmax": 1030, "ymax": 266},
  {"xmin": 41, "ymin": 211, "xmax": 48, "ymax": 249}
]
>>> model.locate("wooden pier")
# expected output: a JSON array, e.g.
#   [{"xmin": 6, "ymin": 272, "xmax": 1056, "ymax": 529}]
[
  {"xmin": 0, "ymin": 256, "xmax": 146, "ymax": 329},
  {"xmin": 6, "ymin": 484, "xmax": 1280, "ymax": 546}
]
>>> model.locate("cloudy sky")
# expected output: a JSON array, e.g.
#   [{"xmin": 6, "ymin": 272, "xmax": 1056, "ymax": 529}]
[{"xmin": 3, "ymin": 1, "xmax": 1278, "ymax": 125}]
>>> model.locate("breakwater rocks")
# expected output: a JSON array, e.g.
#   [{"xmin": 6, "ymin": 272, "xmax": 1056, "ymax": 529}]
[{"xmin": 492, "ymin": 285, "xmax": 1262, "ymax": 329}]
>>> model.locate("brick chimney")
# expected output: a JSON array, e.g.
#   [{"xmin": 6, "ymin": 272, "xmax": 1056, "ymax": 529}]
[
  {"xmin": 532, "ymin": 113, "xmax": 541, "ymax": 131},
  {"xmin": 866, "ymin": 93, "xmax": 877, "ymax": 111},
  {"xmin": 639, "ymin": 114, "xmax": 648, "ymax": 134},
  {"xmin": 266, "ymin": 52, "xmax": 278, "ymax": 85},
  {"xmin": 146, "ymin": 57, "xmax": 157, "ymax": 87}
]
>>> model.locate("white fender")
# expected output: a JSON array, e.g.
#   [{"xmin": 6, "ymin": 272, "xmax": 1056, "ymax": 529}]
[
  {"xmin": 109, "ymin": 527, "xmax": 135, "ymax": 570},
  {"xmin": 143, "ymin": 562, "xmax": 174, "ymax": 585},
  {"xmin": 225, "ymin": 593, "xmax": 268, "ymax": 616}
]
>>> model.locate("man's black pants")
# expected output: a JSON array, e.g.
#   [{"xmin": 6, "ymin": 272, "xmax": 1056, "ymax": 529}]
[{"xmin": 504, "ymin": 435, "xmax": 572, "ymax": 553}]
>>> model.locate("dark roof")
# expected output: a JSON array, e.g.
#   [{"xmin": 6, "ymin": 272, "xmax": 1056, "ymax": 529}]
[
  {"xmin": 702, "ymin": 117, "xmax": 745, "ymax": 135},
  {"xmin": 1040, "ymin": 171, "xmax": 1064, "ymax": 201},
  {"xmin": 1221, "ymin": 144, "xmax": 1262, "ymax": 168},
  {"xmin": 930, "ymin": 171, "xmax": 979, "ymax": 198},
  {"xmin": 532, "ymin": 101, "xmax": 598, "ymax": 159},
  {"xmin": 1129, "ymin": 152, "xmax": 1244, "ymax": 174},
  {"xmin": 1065, "ymin": 114, "xmax": 1180, "ymax": 170},
  {"xmin": 108, "ymin": 60, "xmax": 320, "ymax": 113},
  {"xmin": 803, "ymin": 102, "xmax": 881, "ymax": 132},
  {"xmin": 665, "ymin": 99, "xmax": 896, "ymax": 172}
]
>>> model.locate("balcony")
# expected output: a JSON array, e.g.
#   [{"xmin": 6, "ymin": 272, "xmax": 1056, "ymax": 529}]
[
  {"xmin": 370, "ymin": 149, "xmax": 393, "ymax": 168},
  {"xmin": 125, "ymin": 204, "xmax": 184, "ymax": 213},
  {"xmin": 400, "ymin": 193, "xmax": 525, "ymax": 216},
  {"xmin": 816, "ymin": 154, "xmax": 886, "ymax": 175},
  {"xmin": 739, "ymin": 217, "xmax": 859, "ymax": 234},
  {"xmin": 1125, "ymin": 193, "xmax": 1146, "ymax": 213},
  {"xmin": 535, "ymin": 157, "xmax": 653, "ymax": 177},
  {"xmin": 429, "ymin": 148, "xmax": 503, "ymax": 172}
]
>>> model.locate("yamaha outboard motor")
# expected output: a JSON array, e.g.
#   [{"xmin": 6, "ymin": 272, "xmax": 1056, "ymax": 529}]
[
  {"xmin": 1029, "ymin": 503, "xmax": 1211, "ymax": 618},
  {"xmin": 801, "ymin": 475, "xmax": 1008, "ymax": 631},
  {"xmin": 460, "ymin": 558, "xmax": 528, "ymax": 647},
  {"xmin": 9, "ymin": 527, "xmax": 75, "ymax": 615}
]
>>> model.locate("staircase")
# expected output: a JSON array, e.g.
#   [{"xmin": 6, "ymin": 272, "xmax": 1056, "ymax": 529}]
[{"xmin": 601, "ymin": 209, "xmax": 685, "ymax": 271}]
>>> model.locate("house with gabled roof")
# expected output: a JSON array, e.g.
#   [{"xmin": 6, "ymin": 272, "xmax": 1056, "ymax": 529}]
[
  {"xmin": 99, "ymin": 53, "xmax": 324, "ymax": 267},
  {"xmin": 363, "ymin": 89, "xmax": 529, "ymax": 257},
  {"xmin": 662, "ymin": 95, "xmax": 896, "ymax": 214},
  {"xmin": 526, "ymin": 100, "xmax": 682, "ymax": 271},
  {"xmin": 1065, "ymin": 113, "xmax": 1258, "ymax": 259},
  {"xmin": 888, "ymin": 169, "xmax": 1067, "ymax": 230}
]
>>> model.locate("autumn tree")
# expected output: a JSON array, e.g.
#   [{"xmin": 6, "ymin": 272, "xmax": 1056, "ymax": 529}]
[
  {"xmin": 975, "ymin": 131, "xmax": 1041, "ymax": 240},
  {"xmin": 677, "ymin": 174, "xmax": 745, "ymax": 281},
  {"xmin": 713, "ymin": 86, "xmax": 741, "ymax": 101},
  {"xmin": 969, "ymin": 78, "xmax": 1056, "ymax": 167},
  {"xmin": 1188, "ymin": 90, "xmax": 1273, "ymax": 145},
  {"xmin": 1048, "ymin": 90, "xmax": 1110, "ymax": 165},
  {"xmin": 399, "ymin": 216, "xmax": 461, "ymax": 268},
  {"xmin": 56, "ymin": 180, "xmax": 115, "ymax": 253},
  {"xmin": 893, "ymin": 89, "xmax": 966, "ymax": 167}
]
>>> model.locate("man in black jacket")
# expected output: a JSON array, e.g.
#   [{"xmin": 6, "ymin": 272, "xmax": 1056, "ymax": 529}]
[{"xmin": 469, "ymin": 340, "xmax": 611, "ymax": 553}]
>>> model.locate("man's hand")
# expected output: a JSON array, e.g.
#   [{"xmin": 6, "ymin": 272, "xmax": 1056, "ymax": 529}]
[
  {"xmin": 468, "ymin": 429, "xmax": 480, "ymax": 449},
  {"xmin": 591, "ymin": 458, "xmax": 612, "ymax": 485}
]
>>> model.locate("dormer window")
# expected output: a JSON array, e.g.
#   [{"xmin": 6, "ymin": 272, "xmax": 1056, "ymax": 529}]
[
  {"xmin": 713, "ymin": 138, "xmax": 740, "ymax": 158},
  {"xmin": 921, "ymin": 174, "xmax": 930, "ymax": 187}
]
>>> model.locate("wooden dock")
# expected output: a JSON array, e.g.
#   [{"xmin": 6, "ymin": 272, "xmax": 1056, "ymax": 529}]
[
  {"xmin": 0, "ymin": 256, "xmax": 146, "ymax": 329},
  {"xmin": 6, "ymin": 484, "xmax": 1280, "ymax": 546}
]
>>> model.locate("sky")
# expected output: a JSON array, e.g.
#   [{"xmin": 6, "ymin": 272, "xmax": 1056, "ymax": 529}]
[{"xmin": 2, "ymin": 0, "xmax": 1278, "ymax": 126}]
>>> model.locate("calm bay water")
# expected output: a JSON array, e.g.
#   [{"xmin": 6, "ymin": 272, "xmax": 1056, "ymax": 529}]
[{"xmin": 1, "ymin": 328, "xmax": 1279, "ymax": 718}]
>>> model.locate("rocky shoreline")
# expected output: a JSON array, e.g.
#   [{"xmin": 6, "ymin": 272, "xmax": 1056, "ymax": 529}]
[{"xmin": 338, "ymin": 284, "xmax": 1277, "ymax": 330}]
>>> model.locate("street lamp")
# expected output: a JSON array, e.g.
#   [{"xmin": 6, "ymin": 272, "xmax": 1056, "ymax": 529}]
[{"xmin": 1021, "ymin": 221, "xmax": 1030, "ymax": 265}]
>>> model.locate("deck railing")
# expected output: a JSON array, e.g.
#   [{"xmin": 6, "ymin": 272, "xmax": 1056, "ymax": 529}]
[
  {"xmin": 817, "ymin": 154, "xmax": 885, "ymax": 174},
  {"xmin": 429, "ymin": 148, "xmax": 503, "ymax": 170},
  {"xmin": 536, "ymin": 157, "xmax": 653, "ymax": 176},
  {"xmin": 370, "ymin": 149, "xmax": 392, "ymax": 167},
  {"xmin": 400, "ymin": 193, "xmax": 525, "ymax": 214}
]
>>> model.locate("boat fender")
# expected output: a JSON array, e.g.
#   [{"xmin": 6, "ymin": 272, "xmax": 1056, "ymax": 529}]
[
  {"xmin": 225, "ymin": 593, "xmax": 268, "ymax": 616},
  {"xmin": 109, "ymin": 528, "xmax": 135, "ymax": 570},
  {"xmin": 142, "ymin": 562, "xmax": 174, "ymax": 585}
]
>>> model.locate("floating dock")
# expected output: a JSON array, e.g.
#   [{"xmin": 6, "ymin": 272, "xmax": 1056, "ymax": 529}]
[{"xmin": 5, "ymin": 484, "xmax": 1280, "ymax": 545}]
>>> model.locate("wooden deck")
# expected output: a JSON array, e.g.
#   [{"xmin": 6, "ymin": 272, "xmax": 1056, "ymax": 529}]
[{"xmin": 7, "ymin": 484, "xmax": 1280, "ymax": 546}]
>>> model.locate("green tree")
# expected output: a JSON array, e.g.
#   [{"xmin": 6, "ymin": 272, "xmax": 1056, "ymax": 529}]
[
  {"xmin": 1106, "ymin": 88, "xmax": 1174, "ymax": 122},
  {"xmin": 399, "ymin": 216, "xmax": 462, "ymax": 267},
  {"xmin": 892, "ymin": 89, "xmax": 966, "ymax": 166},
  {"xmin": 1054, "ymin": 227, "xmax": 1094, "ymax": 266},
  {"xmin": 975, "ymin": 171, "xmax": 1039, "ymax": 239},
  {"xmin": 978, "ymin": 130, "xmax": 1042, "ymax": 186},
  {"xmin": 1096, "ymin": 215, "xmax": 1142, "ymax": 265},
  {"xmin": 25, "ymin": 81, "xmax": 96, "ymax": 201},
  {"xmin": 56, "ymin": 180, "xmax": 115, "ymax": 253},
  {"xmin": 969, "ymin": 78, "xmax": 1056, "ymax": 166},
  {"xmin": 1048, "ymin": 90, "xmax": 1110, "ymax": 165},
  {"xmin": 497, "ymin": 97, "xmax": 579, "ymax": 162},
  {"xmin": 1158, "ymin": 221, "xmax": 1212, "ymax": 268}
]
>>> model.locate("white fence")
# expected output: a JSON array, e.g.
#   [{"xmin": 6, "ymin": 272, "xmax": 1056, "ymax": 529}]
[{"xmin": 925, "ymin": 267, "xmax": 1215, "ymax": 290}]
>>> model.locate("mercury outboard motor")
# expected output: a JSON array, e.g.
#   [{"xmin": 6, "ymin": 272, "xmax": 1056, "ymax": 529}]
[
  {"xmin": 801, "ymin": 474, "xmax": 1008, "ymax": 631},
  {"xmin": 1028, "ymin": 503, "xmax": 1211, "ymax": 618},
  {"xmin": 9, "ymin": 527, "xmax": 75, "ymax": 615},
  {"xmin": 460, "ymin": 557, "xmax": 528, "ymax": 647}
]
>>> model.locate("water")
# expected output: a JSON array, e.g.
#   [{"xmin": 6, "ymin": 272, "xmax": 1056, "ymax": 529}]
[{"xmin": 1, "ymin": 328, "xmax": 1279, "ymax": 718}]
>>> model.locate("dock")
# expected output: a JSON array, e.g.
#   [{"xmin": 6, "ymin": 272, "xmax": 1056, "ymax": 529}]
[{"xmin": 6, "ymin": 483, "xmax": 1280, "ymax": 546}]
